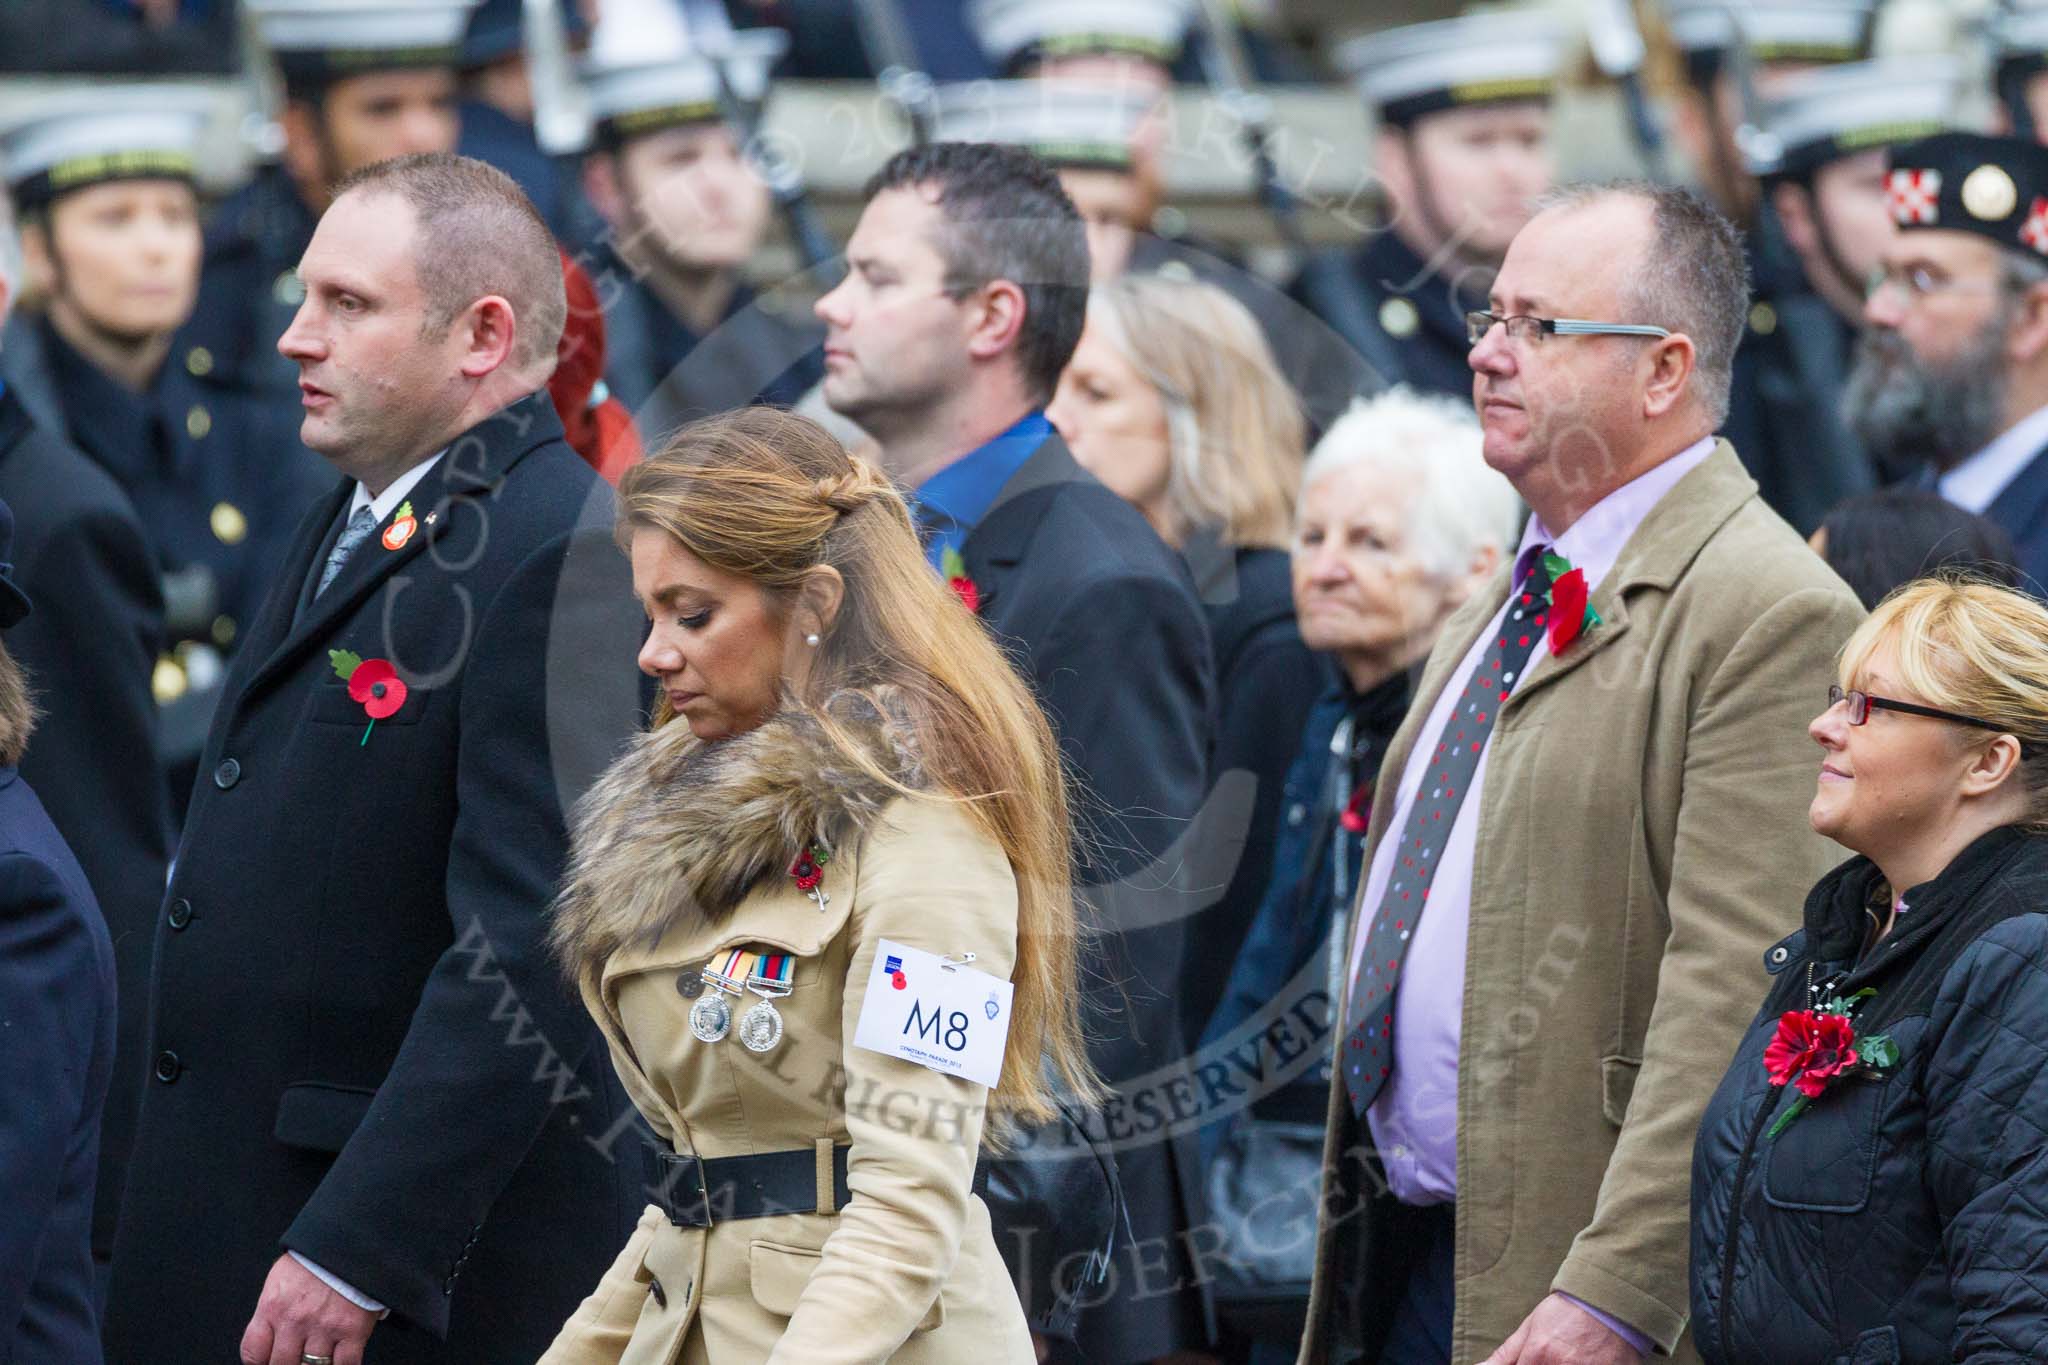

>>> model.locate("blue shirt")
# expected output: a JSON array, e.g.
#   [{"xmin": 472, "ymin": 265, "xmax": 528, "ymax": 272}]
[{"xmin": 913, "ymin": 411, "xmax": 1052, "ymax": 574}]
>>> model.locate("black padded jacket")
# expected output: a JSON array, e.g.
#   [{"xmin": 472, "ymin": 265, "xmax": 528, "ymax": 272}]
[{"xmin": 1690, "ymin": 825, "xmax": 2048, "ymax": 1364}]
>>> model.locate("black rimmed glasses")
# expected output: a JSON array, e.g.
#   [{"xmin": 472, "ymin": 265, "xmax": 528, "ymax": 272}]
[
  {"xmin": 1826, "ymin": 684, "xmax": 2018, "ymax": 745},
  {"xmin": 1465, "ymin": 311, "xmax": 1673, "ymax": 346}
]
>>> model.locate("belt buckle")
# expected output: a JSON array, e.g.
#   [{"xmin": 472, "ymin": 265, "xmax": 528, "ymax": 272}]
[{"xmin": 657, "ymin": 1149, "xmax": 713, "ymax": 1228}]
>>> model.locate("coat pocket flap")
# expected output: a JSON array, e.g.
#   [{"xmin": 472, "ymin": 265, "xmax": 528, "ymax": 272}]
[
  {"xmin": 273, "ymin": 1081, "xmax": 377, "ymax": 1152},
  {"xmin": 749, "ymin": 1239, "xmax": 944, "ymax": 1334},
  {"xmin": 1600, "ymin": 1055, "xmax": 1641, "ymax": 1128},
  {"xmin": 748, "ymin": 1239, "xmax": 820, "ymax": 1318}
]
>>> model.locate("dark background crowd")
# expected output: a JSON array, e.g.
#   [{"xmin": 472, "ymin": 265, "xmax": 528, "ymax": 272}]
[{"xmin": 9, "ymin": 1, "xmax": 2048, "ymax": 1364}]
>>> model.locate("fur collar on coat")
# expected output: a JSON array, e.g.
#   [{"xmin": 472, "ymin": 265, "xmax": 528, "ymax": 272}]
[{"xmin": 551, "ymin": 689, "xmax": 924, "ymax": 983}]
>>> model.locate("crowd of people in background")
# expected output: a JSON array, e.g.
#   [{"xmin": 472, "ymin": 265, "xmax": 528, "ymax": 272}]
[{"xmin": 12, "ymin": 1, "xmax": 2048, "ymax": 1364}]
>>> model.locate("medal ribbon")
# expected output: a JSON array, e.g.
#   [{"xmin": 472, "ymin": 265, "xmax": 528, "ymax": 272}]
[
  {"xmin": 705, "ymin": 948, "xmax": 796, "ymax": 997},
  {"xmin": 747, "ymin": 953, "xmax": 795, "ymax": 997},
  {"xmin": 706, "ymin": 947, "xmax": 754, "ymax": 994}
]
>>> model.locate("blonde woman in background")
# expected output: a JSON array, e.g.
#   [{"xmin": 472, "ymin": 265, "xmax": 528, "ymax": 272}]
[
  {"xmin": 542, "ymin": 407, "xmax": 1096, "ymax": 1364},
  {"xmin": 1048, "ymin": 272, "xmax": 1320, "ymax": 1046},
  {"xmin": 1692, "ymin": 576, "xmax": 2048, "ymax": 1363}
]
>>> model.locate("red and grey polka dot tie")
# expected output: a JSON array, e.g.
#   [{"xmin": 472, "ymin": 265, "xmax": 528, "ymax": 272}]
[{"xmin": 1340, "ymin": 550, "xmax": 1556, "ymax": 1119}]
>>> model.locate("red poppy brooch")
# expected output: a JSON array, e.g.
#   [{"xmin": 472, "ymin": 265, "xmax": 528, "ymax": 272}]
[
  {"xmin": 381, "ymin": 500, "xmax": 418, "ymax": 551},
  {"xmin": 1763, "ymin": 987, "xmax": 1898, "ymax": 1138},
  {"xmin": 940, "ymin": 547, "xmax": 981, "ymax": 614},
  {"xmin": 789, "ymin": 841, "xmax": 833, "ymax": 911},
  {"xmin": 1539, "ymin": 550, "xmax": 1601, "ymax": 653},
  {"xmin": 329, "ymin": 649, "xmax": 408, "ymax": 746}
]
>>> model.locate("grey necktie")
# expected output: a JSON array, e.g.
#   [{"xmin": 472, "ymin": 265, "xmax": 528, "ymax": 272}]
[
  {"xmin": 317, "ymin": 506, "xmax": 378, "ymax": 597},
  {"xmin": 1340, "ymin": 547, "xmax": 1556, "ymax": 1118}
]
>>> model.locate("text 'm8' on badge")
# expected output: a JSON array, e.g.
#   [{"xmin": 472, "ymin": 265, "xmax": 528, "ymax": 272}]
[{"xmin": 854, "ymin": 939, "xmax": 1011, "ymax": 1087}]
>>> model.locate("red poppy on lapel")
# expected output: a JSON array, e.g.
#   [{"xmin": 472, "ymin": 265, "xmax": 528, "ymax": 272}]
[
  {"xmin": 1548, "ymin": 568, "xmax": 1591, "ymax": 652},
  {"xmin": 941, "ymin": 547, "xmax": 981, "ymax": 614},
  {"xmin": 381, "ymin": 500, "xmax": 418, "ymax": 551},
  {"xmin": 329, "ymin": 650, "xmax": 409, "ymax": 746}
]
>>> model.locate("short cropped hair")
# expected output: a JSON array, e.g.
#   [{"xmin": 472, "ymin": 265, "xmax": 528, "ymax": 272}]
[
  {"xmin": 862, "ymin": 142, "xmax": 1089, "ymax": 405},
  {"xmin": 1301, "ymin": 388, "xmax": 1522, "ymax": 577},
  {"xmin": 1535, "ymin": 181, "xmax": 1750, "ymax": 425},
  {"xmin": 333, "ymin": 152, "xmax": 566, "ymax": 374}
]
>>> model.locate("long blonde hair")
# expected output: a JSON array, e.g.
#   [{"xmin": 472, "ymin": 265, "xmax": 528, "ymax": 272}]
[
  {"xmin": 1087, "ymin": 273, "xmax": 1305, "ymax": 549},
  {"xmin": 614, "ymin": 407, "xmax": 1099, "ymax": 1131},
  {"xmin": 1841, "ymin": 575, "xmax": 2048, "ymax": 832}
]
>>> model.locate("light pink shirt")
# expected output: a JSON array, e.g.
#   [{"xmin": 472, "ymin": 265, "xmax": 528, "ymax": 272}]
[{"xmin": 1348, "ymin": 435, "xmax": 1718, "ymax": 1205}]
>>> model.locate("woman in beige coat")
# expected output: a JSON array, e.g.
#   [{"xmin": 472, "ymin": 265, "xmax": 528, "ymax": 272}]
[{"xmin": 541, "ymin": 407, "xmax": 1097, "ymax": 1365}]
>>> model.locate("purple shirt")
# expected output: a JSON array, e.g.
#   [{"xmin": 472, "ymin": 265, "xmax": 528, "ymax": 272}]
[{"xmin": 1345, "ymin": 436, "xmax": 1718, "ymax": 1353}]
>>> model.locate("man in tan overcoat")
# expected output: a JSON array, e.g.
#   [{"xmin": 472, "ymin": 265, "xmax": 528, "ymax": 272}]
[{"xmin": 1297, "ymin": 183, "xmax": 1865, "ymax": 1365}]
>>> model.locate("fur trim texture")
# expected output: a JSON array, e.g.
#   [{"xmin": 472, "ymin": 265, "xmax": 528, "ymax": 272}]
[{"xmin": 551, "ymin": 688, "xmax": 924, "ymax": 982}]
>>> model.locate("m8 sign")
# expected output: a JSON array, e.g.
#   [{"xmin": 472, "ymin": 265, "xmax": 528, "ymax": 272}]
[{"xmin": 854, "ymin": 938, "xmax": 1012, "ymax": 1087}]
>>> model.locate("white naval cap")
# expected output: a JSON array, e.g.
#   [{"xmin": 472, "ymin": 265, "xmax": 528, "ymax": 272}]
[
  {"xmin": 581, "ymin": 27, "xmax": 788, "ymax": 145},
  {"xmin": 1, "ymin": 86, "xmax": 213, "ymax": 210},
  {"xmin": 966, "ymin": 0, "xmax": 1194, "ymax": 73},
  {"xmin": 1335, "ymin": 11, "xmax": 1570, "ymax": 129},
  {"xmin": 1995, "ymin": 1, "xmax": 2048, "ymax": 88},
  {"xmin": 1662, "ymin": 0, "xmax": 1875, "ymax": 82},
  {"xmin": 246, "ymin": 0, "xmax": 483, "ymax": 90},
  {"xmin": 928, "ymin": 79, "xmax": 1153, "ymax": 171},
  {"xmin": 1748, "ymin": 56, "xmax": 1971, "ymax": 179}
]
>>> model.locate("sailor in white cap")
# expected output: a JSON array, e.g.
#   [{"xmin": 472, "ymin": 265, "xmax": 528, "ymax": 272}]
[
  {"xmin": 930, "ymin": 78, "xmax": 1160, "ymax": 281},
  {"xmin": 0, "ymin": 89, "xmax": 306, "ymax": 813},
  {"xmin": 1302, "ymin": 11, "xmax": 1566, "ymax": 403},
  {"xmin": 1661, "ymin": 0, "xmax": 1878, "ymax": 223},
  {"xmin": 577, "ymin": 29, "xmax": 824, "ymax": 431},
  {"xmin": 967, "ymin": 0, "xmax": 1193, "ymax": 90},
  {"xmin": 965, "ymin": 0, "xmax": 1192, "ymax": 262},
  {"xmin": 179, "ymin": 0, "xmax": 481, "ymax": 410},
  {"xmin": 1722, "ymin": 56, "xmax": 1975, "ymax": 525},
  {"xmin": 0, "ymin": 92, "xmax": 177, "ymax": 1298},
  {"xmin": 1756, "ymin": 56, "xmax": 1972, "ymax": 339},
  {"xmin": 1993, "ymin": 0, "xmax": 2048, "ymax": 142}
]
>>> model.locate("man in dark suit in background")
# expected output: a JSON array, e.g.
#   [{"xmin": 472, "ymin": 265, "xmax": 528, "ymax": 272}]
[
  {"xmin": 0, "ymin": 494, "xmax": 118, "ymax": 1365},
  {"xmin": 104, "ymin": 153, "xmax": 645, "ymax": 1365},
  {"xmin": 817, "ymin": 140, "xmax": 1217, "ymax": 1365},
  {"xmin": 0, "ymin": 222, "xmax": 167, "ymax": 1289}
]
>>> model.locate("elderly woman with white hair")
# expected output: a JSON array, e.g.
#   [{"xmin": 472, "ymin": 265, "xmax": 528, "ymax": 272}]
[{"xmin": 1194, "ymin": 388, "xmax": 1520, "ymax": 1361}]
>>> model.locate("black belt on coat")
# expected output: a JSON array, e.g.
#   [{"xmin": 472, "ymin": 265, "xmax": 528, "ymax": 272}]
[{"xmin": 653, "ymin": 1142, "xmax": 853, "ymax": 1228}]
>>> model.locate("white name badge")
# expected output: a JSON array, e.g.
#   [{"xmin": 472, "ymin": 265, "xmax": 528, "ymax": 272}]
[{"xmin": 852, "ymin": 939, "xmax": 1012, "ymax": 1088}]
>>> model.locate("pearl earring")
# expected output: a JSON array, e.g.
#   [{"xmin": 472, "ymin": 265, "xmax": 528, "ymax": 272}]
[{"xmin": 804, "ymin": 633, "xmax": 821, "ymax": 647}]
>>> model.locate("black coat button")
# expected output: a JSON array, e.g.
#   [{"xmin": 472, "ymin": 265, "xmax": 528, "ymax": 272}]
[
  {"xmin": 213, "ymin": 758, "xmax": 241, "ymax": 789},
  {"xmin": 648, "ymin": 1275, "xmax": 666, "ymax": 1308},
  {"xmin": 153, "ymin": 1051, "xmax": 182, "ymax": 1083},
  {"xmin": 167, "ymin": 899, "xmax": 193, "ymax": 931}
]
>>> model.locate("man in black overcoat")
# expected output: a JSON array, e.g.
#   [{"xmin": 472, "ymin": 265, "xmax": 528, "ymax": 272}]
[
  {"xmin": 103, "ymin": 153, "xmax": 646, "ymax": 1365},
  {"xmin": 817, "ymin": 141, "xmax": 1218, "ymax": 1365},
  {"xmin": 0, "ymin": 495, "xmax": 118, "ymax": 1365},
  {"xmin": 0, "ymin": 271, "xmax": 167, "ymax": 1278}
]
